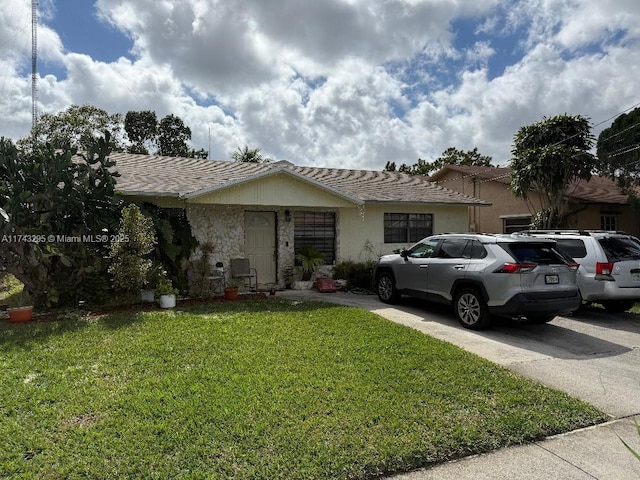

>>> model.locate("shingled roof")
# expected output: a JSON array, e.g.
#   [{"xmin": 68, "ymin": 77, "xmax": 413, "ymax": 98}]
[
  {"xmin": 429, "ymin": 165, "xmax": 631, "ymax": 205},
  {"xmin": 107, "ymin": 152, "xmax": 489, "ymax": 206}
]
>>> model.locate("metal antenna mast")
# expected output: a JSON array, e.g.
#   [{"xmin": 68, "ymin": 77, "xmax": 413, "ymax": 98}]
[{"xmin": 31, "ymin": 0, "xmax": 38, "ymax": 138}]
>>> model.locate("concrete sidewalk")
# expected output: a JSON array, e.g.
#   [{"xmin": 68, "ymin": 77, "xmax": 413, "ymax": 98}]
[{"xmin": 276, "ymin": 289, "xmax": 640, "ymax": 480}]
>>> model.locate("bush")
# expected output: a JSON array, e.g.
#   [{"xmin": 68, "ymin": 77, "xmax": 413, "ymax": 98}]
[
  {"xmin": 0, "ymin": 134, "xmax": 122, "ymax": 307},
  {"xmin": 333, "ymin": 260, "xmax": 376, "ymax": 291},
  {"xmin": 108, "ymin": 204, "xmax": 156, "ymax": 294}
]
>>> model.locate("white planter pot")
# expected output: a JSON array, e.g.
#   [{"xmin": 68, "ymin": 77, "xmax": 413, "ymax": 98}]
[
  {"xmin": 158, "ymin": 294, "xmax": 176, "ymax": 308},
  {"xmin": 140, "ymin": 289, "xmax": 155, "ymax": 302}
]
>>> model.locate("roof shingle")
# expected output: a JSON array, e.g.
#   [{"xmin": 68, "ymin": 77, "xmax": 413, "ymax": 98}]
[{"xmin": 107, "ymin": 153, "xmax": 489, "ymax": 206}]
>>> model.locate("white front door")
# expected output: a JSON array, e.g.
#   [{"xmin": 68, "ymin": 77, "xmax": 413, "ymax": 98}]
[{"xmin": 245, "ymin": 211, "xmax": 277, "ymax": 286}]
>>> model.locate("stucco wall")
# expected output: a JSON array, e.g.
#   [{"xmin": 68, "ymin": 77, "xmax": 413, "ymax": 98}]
[{"xmin": 337, "ymin": 203, "xmax": 470, "ymax": 260}]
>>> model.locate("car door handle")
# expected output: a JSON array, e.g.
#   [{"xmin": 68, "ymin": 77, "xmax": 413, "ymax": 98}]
[
  {"xmin": 419, "ymin": 265, "xmax": 429, "ymax": 269},
  {"xmin": 454, "ymin": 265, "xmax": 466, "ymax": 270}
]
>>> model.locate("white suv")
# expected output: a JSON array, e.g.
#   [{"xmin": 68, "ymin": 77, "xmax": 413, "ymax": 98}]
[
  {"xmin": 519, "ymin": 230, "xmax": 640, "ymax": 312},
  {"xmin": 374, "ymin": 233, "xmax": 580, "ymax": 330}
]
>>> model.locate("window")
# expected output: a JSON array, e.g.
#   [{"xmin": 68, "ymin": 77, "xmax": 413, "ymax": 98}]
[
  {"xmin": 384, "ymin": 213, "xmax": 433, "ymax": 243},
  {"xmin": 503, "ymin": 216, "xmax": 531, "ymax": 233},
  {"xmin": 436, "ymin": 238, "xmax": 469, "ymax": 259},
  {"xmin": 601, "ymin": 215, "xmax": 618, "ymax": 231},
  {"xmin": 294, "ymin": 211, "xmax": 336, "ymax": 264}
]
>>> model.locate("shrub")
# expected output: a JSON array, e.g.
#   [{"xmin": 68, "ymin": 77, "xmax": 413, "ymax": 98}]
[
  {"xmin": 0, "ymin": 134, "xmax": 122, "ymax": 307},
  {"xmin": 333, "ymin": 260, "xmax": 376, "ymax": 291},
  {"xmin": 108, "ymin": 204, "xmax": 156, "ymax": 294}
]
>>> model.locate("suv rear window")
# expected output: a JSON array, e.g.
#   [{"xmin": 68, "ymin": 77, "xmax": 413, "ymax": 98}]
[
  {"xmin": 501, "ymin": 243, "xmax": 569, "ymax": 265},
  {"xmin": 599, "ymin": 237, "xmax": 640, "ymax": 262},
  {"xmin": 554, "ymin": 239, "xmax": 587, "ymax": 259}
]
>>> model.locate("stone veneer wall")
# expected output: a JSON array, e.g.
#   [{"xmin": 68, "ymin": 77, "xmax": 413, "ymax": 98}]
[{"xmin": 186, "ymin": 204, "xmax": 298, "ymax": 288}]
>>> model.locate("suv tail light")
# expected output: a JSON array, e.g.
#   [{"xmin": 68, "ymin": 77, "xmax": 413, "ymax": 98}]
[
  {"xmin": 567, "ymin": 262, "xmax": 580, "ymax": 271},
  {"xmin": 495, "ymin": 262, "xmax": 537, "ymax": 273},
  {"xmin": 595, "ymin": 262, "xmax": 615, "ymax": 280}
]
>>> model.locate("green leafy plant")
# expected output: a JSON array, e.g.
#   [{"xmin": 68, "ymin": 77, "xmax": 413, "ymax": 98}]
[
  {"xmin": 108, "ymin": 204, "xmax": 156, "ymax": 295},
  {"xmin": 0, "ymin": 134, "xmax": 122, "ymax": 307},
  {"xmin": 154, "ymin": 272, "xmax": 178, "ymax": 296},
  {"xmin": 333, "ymin": 260, "xmax": 376, "ymax": 291},
  {"xmin": 620, "ymin": 418, "xmax": 640, "ymax": 462},
  {"xmin": 295, "ymin": 245, "xmax": 325, "ymax": 281},
  {"xmin": 225, "ymin": 277, "xmax": 244, "ymax": 290},
  {"xmin": 6, "ymin": 288, "xmax": 32, "ymax": 308}
]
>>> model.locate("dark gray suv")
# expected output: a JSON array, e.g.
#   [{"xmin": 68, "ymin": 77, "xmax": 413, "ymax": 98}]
[{"xmin": 374, "ymin": 233, "xmax": 581, "ymax": 329}]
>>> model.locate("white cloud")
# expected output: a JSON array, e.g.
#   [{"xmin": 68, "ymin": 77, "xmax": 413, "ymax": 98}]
[{"xmin": 1, "ymin": 0, "xmax": 640, "ymax": 172}]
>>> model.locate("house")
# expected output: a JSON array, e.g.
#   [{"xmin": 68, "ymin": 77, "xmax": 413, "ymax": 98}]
[
  {"xmin": 428, "ymin": 165, "xmax": 640, "ymax": 236},
  {"xmin": 109, "ymin": 153, "xmax": 490, "ymax": 288}
]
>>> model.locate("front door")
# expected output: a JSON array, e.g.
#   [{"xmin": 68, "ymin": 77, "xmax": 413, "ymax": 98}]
[{"xmin": 245, "ymin": 211, "xmax": 277, "ymax": 286}]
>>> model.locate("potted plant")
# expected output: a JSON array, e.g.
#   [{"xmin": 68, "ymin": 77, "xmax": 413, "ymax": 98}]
[
  {"xmin": 224, "ymin": 277, "xmax": 243, "ymax": 301},
  {"xmin": 293, "ymin": 246, "xmax": 325, "ymax": 289},
  {"xmin": 6, "ymin": 289, "xmax": 34, "ymax": 323},
  {"xmin": 155, "ymin": 274, "xmax": 178, "ymax": 308}
]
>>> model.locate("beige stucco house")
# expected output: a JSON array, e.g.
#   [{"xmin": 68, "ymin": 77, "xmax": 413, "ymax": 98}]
[
  {"xmin": 429, "ymin": 165, "xmax": 640, "ymax": 236},
  {"xmin": 110, "ymin": 153, "xmax": 489, "ymax": 289}
]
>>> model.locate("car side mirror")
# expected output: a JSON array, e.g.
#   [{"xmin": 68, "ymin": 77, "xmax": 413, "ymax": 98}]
[{"xmin": 400, "ymin": 249, "xmax": 409, "ymax": 260}]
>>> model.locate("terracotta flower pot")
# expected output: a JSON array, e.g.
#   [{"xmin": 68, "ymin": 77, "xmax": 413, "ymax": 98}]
[
  {"xmin": 224, "ymin": 287, "xmax": 239, "ymax": 301},
  {"xmin": 7, "ymin": 306, "xmax": 33, "ymax": 323}
]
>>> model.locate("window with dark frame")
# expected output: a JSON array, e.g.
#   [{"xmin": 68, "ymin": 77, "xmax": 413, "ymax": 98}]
[
  {"xmin": 600, "ymin": 214, "xmax": 618, "ymax": 231},
  {"xmin": 293, "ymin": 211, "xmax": 336, "ymax": 264},
  {"xmin": 503, "ymin": 216, "xmax": 532, "ymax": 234},
  {"xmin": 384, "ymin": 213, "xmax": 433, "ymax": 243}
]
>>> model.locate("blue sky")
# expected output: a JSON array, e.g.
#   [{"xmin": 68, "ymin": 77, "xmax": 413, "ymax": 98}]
[{"xmin": 1, "ymin": 0, "xmax": 640, "ymax": 169}]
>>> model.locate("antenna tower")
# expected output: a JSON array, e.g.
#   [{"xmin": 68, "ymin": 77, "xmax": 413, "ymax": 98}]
[{"xmin": 31, "ymin": 0, "xmax": 38, "ymax": 137}]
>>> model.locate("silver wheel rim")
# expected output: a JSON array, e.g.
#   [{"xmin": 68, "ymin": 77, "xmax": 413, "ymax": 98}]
[
  {"xmin": 458, "ymin": 293, "xmax": 481, "ymax": 325},
  {"xmin": 378, "ymin": 276, "xmax": 393, "ymax": 300}
]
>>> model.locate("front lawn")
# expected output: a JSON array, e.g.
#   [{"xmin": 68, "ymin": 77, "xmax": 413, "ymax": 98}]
[{"xmin": 0, "ymin": 299, "xmax": 607, "ymax": 479}]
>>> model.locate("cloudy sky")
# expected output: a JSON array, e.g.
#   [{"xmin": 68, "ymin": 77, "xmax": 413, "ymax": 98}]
[{"xmin": 1, "ymin": 0, "xmax": 639, "ymax": 169}]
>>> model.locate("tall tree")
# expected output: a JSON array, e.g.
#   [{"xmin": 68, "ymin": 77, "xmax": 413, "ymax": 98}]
[
  {"xmin": 510, "ymin": 114, "xmax": 596, "ymax": 228},
  {"xmin": 383, "ymin": 147, "xmax": 493, "ymax": 176},
  {"xmin": 230, "ymin": 145, "xmax": 270, "ymax": 163},
  {"xmin": 20, "ymin": 104, "xmax": 125, "ymax": 152},
  {"xmin": 124, "ymin": 110, "xmax": 157, "ymax": 154},
  {"xmin": 157, "ymin": 114, "xmax": 192, "ymax": 157},
  {"xmin": 597, "ymin": 107, "xmax": 640, "ymax": 192}
]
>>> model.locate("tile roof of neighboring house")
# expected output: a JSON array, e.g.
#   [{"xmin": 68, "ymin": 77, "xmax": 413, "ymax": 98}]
[
  {"xmin": 105, "ymin": 152, "xmax": 490, "ymax": 206},
  {"xmin": 429, "ymin": 165, "xmax": 631, "ymax": 205}
]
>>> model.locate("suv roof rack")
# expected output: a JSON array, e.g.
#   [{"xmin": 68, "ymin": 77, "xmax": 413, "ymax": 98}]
[{"xmin": 517, "ymin": 230, "xmax": 630, "ymax": 236}]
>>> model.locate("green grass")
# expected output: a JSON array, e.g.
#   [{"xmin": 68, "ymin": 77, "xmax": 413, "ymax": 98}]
[{"xmin": 1, "ymin": 299, "xmax": 607, "ymax": 479}]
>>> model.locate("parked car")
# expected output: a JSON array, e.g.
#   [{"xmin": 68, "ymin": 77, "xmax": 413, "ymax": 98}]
[
  {"xmin": 519, "ymin": 230, "xmax": 640, "ymax": 312},
  {"xmin": 374, "ymin": 233, "xmax": 580, "ymax": 330}
]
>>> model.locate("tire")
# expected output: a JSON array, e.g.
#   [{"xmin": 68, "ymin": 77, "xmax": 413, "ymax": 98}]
[
  {"xmin": 528, "ymin": 315, "xmax": 555, "ymax": 324},
  {"xmin": 454, "ymin": 288, "xmax": 491, "ymax": 330},
  {"xmin": 376, "ymin": 271, "xmax": 399, "ymax": 304},
  {"xmin": 601, "ymin": 300, "xmax": 635, "ymax": 313}
]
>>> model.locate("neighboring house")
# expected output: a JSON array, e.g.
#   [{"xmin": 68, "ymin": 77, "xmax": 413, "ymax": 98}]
[
  {"xmin": 109, "ymin": 153, "xmax": 490, "ymax": 288},
  {"xmin": 428, "ymin": 165, "xmax": 640, "ymax": 236}
]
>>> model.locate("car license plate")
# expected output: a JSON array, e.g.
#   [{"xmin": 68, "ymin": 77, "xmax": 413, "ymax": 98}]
[
  {"xmin": 545, "ymin": 274, "xmax": 559, "ymax": 284},
  {"xmin": 632, "ymin": 273, "xmax": 640, "ymax": 282}
]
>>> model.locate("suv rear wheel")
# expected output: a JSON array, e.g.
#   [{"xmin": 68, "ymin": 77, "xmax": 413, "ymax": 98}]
[
  {"xmin": 454, "ymin": 288, "xmax": 491, "ymax": 330},
  {"xmin": 376, "ymin": 271, "xmax": 399, "ymax": 304}
]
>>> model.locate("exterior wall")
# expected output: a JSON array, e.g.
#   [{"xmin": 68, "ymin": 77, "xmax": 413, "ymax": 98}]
[
  {"xmin": 571, "ymin": 203, "xmax": 640, "ymax": 236},
  {"xmin": 189, "ymin": 173, "xmax": 355, "ymax": 207},
  {"xmin": 184, "ymin": 202, "xmax": 470, "ymax": 287},
  {"xmin": 434, "ymin": 170, "xmax": 640, "ymax": 236},
  {"xmin": 434, "ymin": 171, "xmax": 530, "ymax": 233},
  {"xmin": 338, "ymin": 203, "xmax": 470, "ymax": 260}
]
